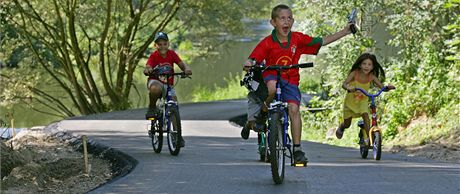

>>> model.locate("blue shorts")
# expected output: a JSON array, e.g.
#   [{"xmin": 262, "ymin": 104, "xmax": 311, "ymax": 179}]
[{"xmin": 264, "ymin": 75, "xmax": 301, "ymax": 105}]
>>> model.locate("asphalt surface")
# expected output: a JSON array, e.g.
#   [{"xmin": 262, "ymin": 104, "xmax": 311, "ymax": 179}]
[{"xmin": 59, "ymin": 100, "xmax": 460, "ymax": 194}]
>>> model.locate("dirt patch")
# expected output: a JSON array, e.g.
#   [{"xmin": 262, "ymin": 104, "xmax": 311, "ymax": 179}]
[
  {"xmin": 387, "ymin": 129, "xmax": 460, "ymax": 163},
  {"xmin": 1, "ymin": 126, "xmax": 113, "ymax": 193},
  {"xmin": 386, "ymin": 115, "xmax": 460, "ymax": 163}
]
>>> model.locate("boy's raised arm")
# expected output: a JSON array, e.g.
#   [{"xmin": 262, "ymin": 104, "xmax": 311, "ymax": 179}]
[{"xmin": 322, "ymin": 23, "xmax": 354, "ymax": 46}]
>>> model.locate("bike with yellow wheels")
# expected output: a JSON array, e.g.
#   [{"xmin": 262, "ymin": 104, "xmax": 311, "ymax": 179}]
[{"xmin": 355, "ymin": 86, "xmax": 395, "ymax": 160}]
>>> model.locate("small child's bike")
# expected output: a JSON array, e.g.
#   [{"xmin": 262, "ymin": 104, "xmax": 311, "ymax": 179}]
[
  {"xmin": 147, "ymin": 70, "xmax": 190, "ymax": 156},
  {"xmin": 355, "ymin": 86, "xmax": 395, "ymax": 160}
]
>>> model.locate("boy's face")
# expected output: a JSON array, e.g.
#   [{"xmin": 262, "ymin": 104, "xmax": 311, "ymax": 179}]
[
  {"xmin": 270, "ymin": 9, "xmax": 294, "ymax": 39},
  {"xmin": 155, "ymin": 39, "xmax": 169, "ymax": 55}
]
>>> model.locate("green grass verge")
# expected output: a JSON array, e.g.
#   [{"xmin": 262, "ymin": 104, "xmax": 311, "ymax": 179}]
[{"xmin": 192, "ymin": 73, "xmax": 247, "ymax": 102}]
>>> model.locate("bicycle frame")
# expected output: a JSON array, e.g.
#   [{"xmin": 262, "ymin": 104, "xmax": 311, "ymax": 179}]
[
  {"xmin": 267, "ymin": 69, "xmax": 291, "ymax": 158},
  {"xmin": 158, "ymin": 73, "xmax": 188, "ymax": 132},
  {"xmin": 149, "ymin": 72, "xmax": 189, "ymax": 155},
  {"xmin": 355, "ymin": 87, "xmax": 388, "ymax": 145},
  {"xmin": 254, "ymin": 63, "xmax": 313, "ymax": 165},
  {"xmin": 355, "ymin": 86, "xmax": 394, "ymax": 160}
]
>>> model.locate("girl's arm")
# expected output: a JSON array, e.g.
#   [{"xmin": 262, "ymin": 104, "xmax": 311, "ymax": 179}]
[
  {"xmin": 373, "ymin": 75, "xmax": 396, "ymax": 90},
  {"xmin": 342, "ymin": 71, "xmax": 355, "ymax": 92},
  {"xmin": 371, "ymin": 74, "xmax": 385, "ymax": 89},
  {"xmin": 177, "ymin": 61, "xmax": 192, "ymax": 75}
]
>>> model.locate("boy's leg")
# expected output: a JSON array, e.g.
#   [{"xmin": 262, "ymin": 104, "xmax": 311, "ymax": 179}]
[
  {"xmin": 262, "ymin": 80, "xmax": 277, "ymax": 112},
  {"xmin": 282, "ymin": 83, "xmax": 307, "ymax": 163},
  {"xmin": 288, "ymin": 102, "xmax": 308, "ymax": 163},
  {"xmin": 288, "ymin": 102, "xmax": 302, "ymax": 145},
  {"xmin": 146, "ymin": 80, "xmax": 163, "ymax": 118},
  {"xmin": 241, "ymin": 92, "xmax": 262, "ymax": 140}
]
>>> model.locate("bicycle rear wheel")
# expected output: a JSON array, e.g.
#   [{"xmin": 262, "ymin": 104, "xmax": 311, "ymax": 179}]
[
  {"xmin": 167, "ymin": 107, "xmax": 182, "ymax": 156},
  {"xmin": 268, "ymin": 112, "xmax": 285, "ymax": 184},
  {"xmin": 373, "ymin": 131, "xmax": 382, "ymax": 160},
  {"xmin": 151, "ymin": 120, "xmax": 163, "ymax": 153}
]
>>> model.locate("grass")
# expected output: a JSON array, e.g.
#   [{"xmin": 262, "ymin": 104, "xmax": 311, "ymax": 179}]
[{"xmin": 192, "ymin": 73, "xmax": 247, "ymax": 102}]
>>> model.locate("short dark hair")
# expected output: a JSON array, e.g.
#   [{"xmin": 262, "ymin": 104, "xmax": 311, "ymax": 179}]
[{"xmin": 271, "ymin": 4, "xmax": 291, "ymax": 20}]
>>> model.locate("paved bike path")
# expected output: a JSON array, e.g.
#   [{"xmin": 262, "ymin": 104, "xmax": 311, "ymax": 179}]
[{"xmin": 59, "ymin": 100, "xmax": 459, "ymax": 194}]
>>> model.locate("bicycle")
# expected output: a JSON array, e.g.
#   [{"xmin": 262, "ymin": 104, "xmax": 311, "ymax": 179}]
[
  {"xmin": 355, "ymin": 86, "xmax": 395, "ymax": 160},
  {"xmin": 240, "ymin": 69, "xmax": 270, "ymax": 162},
  {"xmin": 146, "ymin": 69, "xmax": 190, "ymax": 156},
  {"xmin": 250, "ymin": 62, "xmax": 313, "ymax": 184}
]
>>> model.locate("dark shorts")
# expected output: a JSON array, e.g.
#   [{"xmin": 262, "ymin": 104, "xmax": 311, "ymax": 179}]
[{"xmin": 264, "ymin": 75, "xmax": 301, "ymax": 105}]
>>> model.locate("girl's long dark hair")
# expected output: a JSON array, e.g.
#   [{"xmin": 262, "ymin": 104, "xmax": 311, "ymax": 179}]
[{"xmin": 349, "ymin": 53, "xmax": 385, "ymax": 82}]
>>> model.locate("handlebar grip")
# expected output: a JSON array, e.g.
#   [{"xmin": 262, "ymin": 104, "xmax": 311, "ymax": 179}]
[
  {"xmin": 298, "ymin": 63, "xmax": 314, "ymax": 68},
  {"xmin": 350, "ymin": 24, "xmax": 357, "ymax": 34}
]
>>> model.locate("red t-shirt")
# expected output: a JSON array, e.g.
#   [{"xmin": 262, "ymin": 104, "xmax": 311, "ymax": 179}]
[
  {"xmin": 248, "ymin": 30, "xmax": 322, "ymax": 85},
  {"xmin": 146, "ymin": 49, "xmax": 182, "ymax": 85}
]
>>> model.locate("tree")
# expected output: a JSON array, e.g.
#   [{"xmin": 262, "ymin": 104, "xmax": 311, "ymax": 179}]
[{"xmin": 0, "ymin": 0, "xmax": 269, "ymax": 117}]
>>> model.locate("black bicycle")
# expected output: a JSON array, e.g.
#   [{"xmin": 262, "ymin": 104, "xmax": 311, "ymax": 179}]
[
  {"xmin": 147, "ymin": 70, "xmax": 190, "ymax": 156},
  {"xmin": 250, "ymin": 62, "xmax": 313, "ymax": 184}
]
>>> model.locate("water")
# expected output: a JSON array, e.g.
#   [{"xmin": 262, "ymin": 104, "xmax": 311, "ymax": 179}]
[
  {"xmin": 0, "ymin": 41, "xmax": 262, "ymax": 128},
  {"xmin": 1, "ymin": 20, "xmax": 272, "ymax": 128}
]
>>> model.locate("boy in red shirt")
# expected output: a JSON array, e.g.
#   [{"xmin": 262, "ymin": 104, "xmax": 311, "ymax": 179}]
[
  {"xmin": 144, "ymin": 32, "xmax": 192, "ymax": 131},
  {"xmin": 243, "ymin": 4, "xmax": 354, "ymax": 163}
]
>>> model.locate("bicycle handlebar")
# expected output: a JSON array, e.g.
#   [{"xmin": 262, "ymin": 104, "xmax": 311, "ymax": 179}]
[
  {"xmin": 250, "ymin": 62, "xmax": 314, "ymax": 71},
  {"xmin": 149, "ymin": 71, "xmax": 191, "ymax": 79},
  {"xmin": 355, "ymin": 86, "xmax": 395, "ymax": 98}
]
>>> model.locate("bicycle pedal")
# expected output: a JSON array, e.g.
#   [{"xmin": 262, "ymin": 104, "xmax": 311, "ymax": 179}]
[{"xmin": 293, "ymin": 162, "xmax": 307, "ymax": 167}]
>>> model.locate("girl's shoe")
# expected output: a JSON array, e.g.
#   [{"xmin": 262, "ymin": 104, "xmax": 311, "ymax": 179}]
[{"xmin": 335, "ymin": 128, "xmax": 345, "ymax": 139}]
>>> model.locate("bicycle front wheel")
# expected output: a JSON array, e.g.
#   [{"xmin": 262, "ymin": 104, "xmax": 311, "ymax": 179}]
[
  {"xmin": 167, "ymin": 107, "xmax": 182, "ymax": 156},
  {"xmin": 151, "ymin": 120, "xmax": 163, "ymax": 153},
  {"xmin": 268, "ymin": 112, "xmax": 285, "ymax": 184},
  {"xmin": 373, "ymin": 131, "xmax": 382, "ymax": 160},
  {"xmin": 359, "ymin": 129, "xmax": 368, "ymax": 159}
]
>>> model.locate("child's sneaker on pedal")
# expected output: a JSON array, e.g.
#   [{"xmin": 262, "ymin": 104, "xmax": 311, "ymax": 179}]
[
  {"xmin": 240, "ymin": 121, "xmax": 253, "ymax": 140},
  {"xmin": 293, "ymin": 150, "xmax": 308, "ymax": 163}
]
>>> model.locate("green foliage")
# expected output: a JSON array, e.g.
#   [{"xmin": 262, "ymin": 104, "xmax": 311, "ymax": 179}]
[
  {"xmin": 293, "ymin": 0, "xmax": 459, "ymax": 147},
  {"xmin": 0, "ymin": 0, "xmax": 271, "ymax": 117},
  {"xmin": 192, "ymin": 73, "xmax": 247, "ymax": 102}
]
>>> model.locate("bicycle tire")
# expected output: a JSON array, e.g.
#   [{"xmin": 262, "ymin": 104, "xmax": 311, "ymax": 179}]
[
  {"xmin": 167, "ymin": 107, "xmax": 182, "ymax": 156},
  {"xmin": 359, "ymin": 129, "xmax": 368, "ymax": 159},
  {"xmin": 258, "ymin": 133, "xmax": 265, "ymax": 161},
  {"xmin": 151, "ymin": 120, "xmax": 163, "ymax": 153},
  {"xmin": 373, "ymin": 131, "xmax": 382, "ymax": 160},
  {"xmin": 268, "ymin": 112, "xmax": 285, "ymax": 184},
  {"xmin": 258, "ymin": 132, "xmax": 270, "ymax": 162}
]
